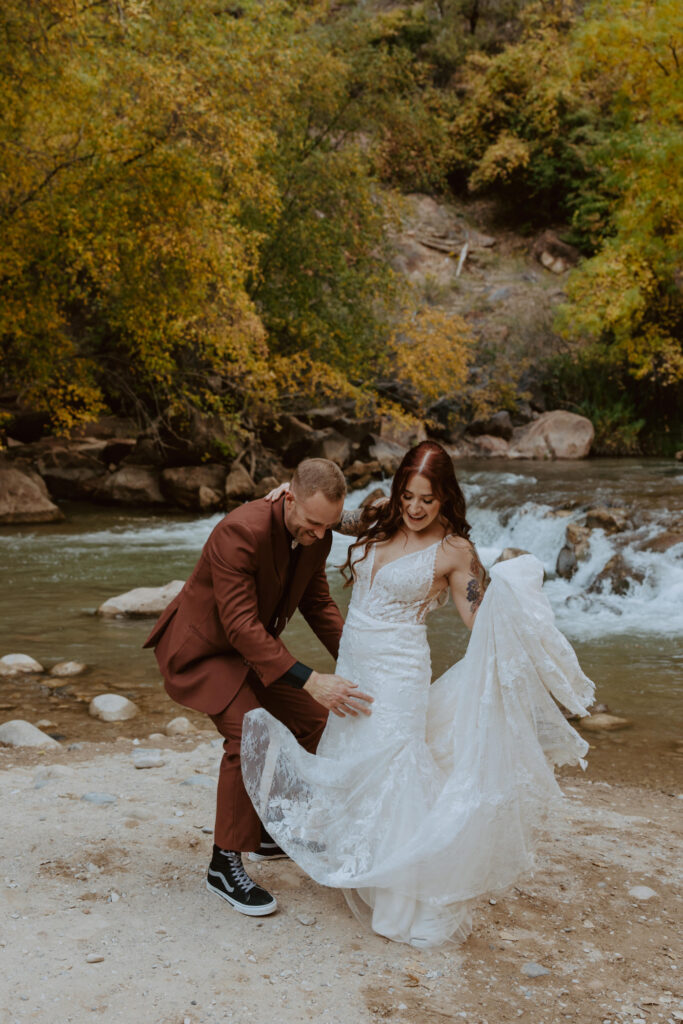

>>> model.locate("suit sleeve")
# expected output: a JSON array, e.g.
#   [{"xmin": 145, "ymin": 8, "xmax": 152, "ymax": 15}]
[
  {"xmin": 298, "ymin": 558, "xmax": 345, "ymax": 661},
  {"xmin": 208, "ymin": 519, "xmax": 297, "ymax": 686}
]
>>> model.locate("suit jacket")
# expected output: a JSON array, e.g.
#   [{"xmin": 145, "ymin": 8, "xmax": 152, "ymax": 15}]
[{"xmin": 143, "ymin": 496, "xmax": 344, "ymax": 715}]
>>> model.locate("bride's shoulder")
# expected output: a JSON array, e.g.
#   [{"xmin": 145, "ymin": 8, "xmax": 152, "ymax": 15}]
[{"xmin": 437, "ymin": 534, "xmax": 477, "ymax": 572}]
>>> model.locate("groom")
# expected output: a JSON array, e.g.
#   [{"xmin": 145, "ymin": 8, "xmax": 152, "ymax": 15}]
[{"xmin": 144, "ymin": 457, "xmax": 372, "ymax": 916}]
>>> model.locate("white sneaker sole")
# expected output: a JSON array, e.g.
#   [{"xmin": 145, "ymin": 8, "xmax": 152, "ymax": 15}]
[
  {"xmin": 247, "ymin": 851, "xmax": 288, "ymax": 862},
  {"xmin": 206, "ymin": 879, "xmax": 277, "ymax": 917}
]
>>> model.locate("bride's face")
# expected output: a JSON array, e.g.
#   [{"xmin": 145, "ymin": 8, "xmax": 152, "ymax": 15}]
[{"xmin": 400, "ymin": 473, "xmax": 441, "ymax": 533}]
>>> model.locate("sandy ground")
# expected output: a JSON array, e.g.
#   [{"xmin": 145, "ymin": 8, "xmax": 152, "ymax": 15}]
[{"xmin": 1, "ymin": 734, "xmax": 681, "ymax": 1024}]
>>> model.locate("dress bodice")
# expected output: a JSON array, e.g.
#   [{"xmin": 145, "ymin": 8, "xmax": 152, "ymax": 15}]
[{"xmin": 348, "ymin": 540, "xmax": 448, "ymax": 625}]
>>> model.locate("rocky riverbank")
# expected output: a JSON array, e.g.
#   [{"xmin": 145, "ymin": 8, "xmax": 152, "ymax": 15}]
[
  {"xmin": 1, "ymin": 732, "xmax": 681, "ymax": 1024},
  {"xmin": 0, "ymin": 405, "xmax": 597, "ymax": 524}
]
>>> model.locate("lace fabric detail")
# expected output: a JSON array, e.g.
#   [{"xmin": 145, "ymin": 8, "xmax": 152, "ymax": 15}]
[{"xmin": 241, "ymin": 553, "xmax": 594, "ymax": 949}]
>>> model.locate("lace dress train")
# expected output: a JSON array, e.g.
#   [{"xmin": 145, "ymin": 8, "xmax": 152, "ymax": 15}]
[{"xmin": 241, "ymin": 549, "xmax": 594, "ymax": 948}]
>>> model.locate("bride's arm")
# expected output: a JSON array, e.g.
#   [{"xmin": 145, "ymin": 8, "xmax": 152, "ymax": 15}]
[{"xmin": 441, "ymin": 537, "xmax": 489, "ymax": 631}]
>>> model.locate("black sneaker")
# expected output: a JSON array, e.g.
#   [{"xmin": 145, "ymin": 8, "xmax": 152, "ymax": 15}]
[
  {"xmin": 206, "ymin": 848, "xmax": 277, "ymax": 916},
  {"xmin": 247, "ymin": 839, "xmax": 288, "ymax": 863}
]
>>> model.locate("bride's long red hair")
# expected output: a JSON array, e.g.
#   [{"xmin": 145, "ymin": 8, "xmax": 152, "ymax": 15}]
[{"xmin": 341, "ymin": 440, "xmax": 471, "ymax": 585}]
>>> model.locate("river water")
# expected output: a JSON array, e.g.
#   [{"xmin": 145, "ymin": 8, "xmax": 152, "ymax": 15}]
[{"xmin": 1, "ymin": 458, "xmax": 681, "ymax": 786}]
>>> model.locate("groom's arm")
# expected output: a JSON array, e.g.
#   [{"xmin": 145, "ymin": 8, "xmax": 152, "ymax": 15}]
[{"xmin": 298, "ymin": 559, "xmax": 345, "ymax": 661}]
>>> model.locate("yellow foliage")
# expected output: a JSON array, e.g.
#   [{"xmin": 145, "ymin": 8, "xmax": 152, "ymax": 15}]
[{"xmin": 384, "ymin": 306, "xmax": 475, "ymax": 410}]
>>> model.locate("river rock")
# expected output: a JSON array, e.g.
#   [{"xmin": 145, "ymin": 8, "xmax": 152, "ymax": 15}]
[
  {"xmin": 97, "ymin": 580, "xmax": 184, "ymax": 618},
  {"xmin": 470, "ymin": 434, "xmax": 510, "ymax": 457},
  {"xmin": 307, "ymin": 429, "xmax": 353, "ymax": 468},
  {"xmin": 588, "ymin": 554, "xmax": 644, "ymax": 596},
  {"xmin": 0, "ymin": 465, "xmax": 64, "ymax": 523},
  {"xmin": 361, "ymin": 435, "xmax": 407, "ymax": 475},
  {"xmin": 508, "ymin": 411, "xmax": 594, "ymax": 460},
  {"xmin": 466, "ymin": 410, "xmax": 514, "ymax": 441},
  {"xmin": 360, "ymin": 488, "xmax": 387, "ymax": 509},
  {"xmin": 578, "ymin": 713, "xmax": 632, "ymax": 732},
  {"xmin": 50, "ymin": 660, "xmax": 87, "ymax": 677},
  {"xmin": 94, "ymin": 466, "xmax": 165, "ymax": 505},
  {"xmin": 161, "ymin": 465, "xmax": 227, "ymax": 510},
  {"xmin": 378, "ymin": 414, "xmax": 426, "ymax": 448},
  {"xmin": 556, "ymin": 522, "xmax": 592, "ymax": 579},
  {"xmin": 0, "ymin": 719, "xmax": 61, "ymax": 748},
  {"xmin": 585, "ymin": 507, "xmax": 631, "ymax": 533},
  {"xmin": 0, "ymin": 653, "xmax": 45, "ymax": 677},
  {"xmin": 225, "ymin": 463, "xmax": 256, "ymax": 501},
  {"xmin": 35, "ymin": 442, "xmax": 107, "ymax": 500},
  {"xmin": 81, "ymin": 792, "xmax": 117, "ymax": 805},
  {"xmin": 165, "ymin": 716, "xmax": 195, "ymax": 736},
  {"xmin": 638, "ymin": 530, "xmax": 683, "ymax": 554},
  {"xmin": 89, "ymin": 694, "xmax": 139, "ymax": 722},
  {"xmin": 521, "ymin": 961, "xmax": 551, "ymax": 978}
]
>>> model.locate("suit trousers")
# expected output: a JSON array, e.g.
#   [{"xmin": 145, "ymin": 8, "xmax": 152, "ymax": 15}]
[{"xmin": 210, "ymin": 675, "xmax": 328, "ymax": 852}]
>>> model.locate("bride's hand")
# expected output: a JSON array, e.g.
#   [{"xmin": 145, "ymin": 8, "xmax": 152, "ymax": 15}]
[
  {"xmin": 264, "ymin": 481, "xmax": 290, "ymax": 502},
  {"xmin": 304, "ymin": 671, "xmax": 373, "ymax": 717}
]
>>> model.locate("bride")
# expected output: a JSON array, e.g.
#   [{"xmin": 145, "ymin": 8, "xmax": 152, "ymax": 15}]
[{"xmin": 241, "ymin": 440, "xmax": 594, "ymax": 948}]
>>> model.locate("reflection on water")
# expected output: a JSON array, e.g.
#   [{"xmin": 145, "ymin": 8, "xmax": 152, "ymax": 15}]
[{"xmin": 0, "ymin": 459, "xmax": 681, "ymax": 756}]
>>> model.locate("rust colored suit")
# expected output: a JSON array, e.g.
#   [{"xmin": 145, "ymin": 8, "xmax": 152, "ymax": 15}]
[{"xmin": 144, "ymin": 495, "xmax": 344, "ymax": 850}]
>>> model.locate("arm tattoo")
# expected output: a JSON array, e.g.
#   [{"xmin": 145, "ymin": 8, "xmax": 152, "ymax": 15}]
[
  {"xmin": 465, "ymin": 551, "xmax": 488, "ymax": 614},
  {"xmin": 337, "ymin": 509, "xmax": 365, "ymax": 537}
]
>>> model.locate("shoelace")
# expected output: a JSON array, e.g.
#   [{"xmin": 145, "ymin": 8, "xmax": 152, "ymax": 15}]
[{"xmin": 220, "ymin": 850, "xmax": 255, "ymax": 892}]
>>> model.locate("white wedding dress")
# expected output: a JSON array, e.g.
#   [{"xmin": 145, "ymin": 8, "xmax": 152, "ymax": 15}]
[{"xmin": 241, "ymin": 547, "xmax": 594, "ymax": 947}]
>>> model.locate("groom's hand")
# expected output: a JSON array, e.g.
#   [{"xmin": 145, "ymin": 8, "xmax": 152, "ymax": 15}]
[{"xmin": 304, "ymin": 671, "xmax": 373, "ymax": 718}]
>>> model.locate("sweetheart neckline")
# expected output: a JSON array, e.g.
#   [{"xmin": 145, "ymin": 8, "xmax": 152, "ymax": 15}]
[{"xmin": 369, "ymin": 537, "xmax": 444, "ymax": 590}]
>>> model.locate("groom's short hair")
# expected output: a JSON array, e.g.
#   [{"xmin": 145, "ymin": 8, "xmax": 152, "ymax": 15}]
[{"xmin": 292, "ymin": 459, "xmax": 346, "ymax": 503}]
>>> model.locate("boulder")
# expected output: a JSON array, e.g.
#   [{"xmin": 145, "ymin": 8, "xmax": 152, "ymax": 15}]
[
  {"xmin": 35, "ymin": 441, "xmax": 108, "ymax": 500},
  {"xmin": 0, "ymin": 719, "xmax": 60, "ymax": 748},
  {"xmin": 307, "ymin": 429, "xmax": 353, "ymax": 468},
  {"xmin": 532, "ymin": 230, "xmax": 580, "ymax": 275},
  {"xmin": 198, "ymin": 486, "xmax": 223, "ymax": 512},
  {"xmin": 639, "ymin": 531, "xmax": 683, "ymax": 553},
  {"xmin": 359, "ymin": 435, "xmax": 407, "ymax": 475},
  {"xmin": 97, "ymin": 580, "xmax": 184, "ymax": 618},
  {"xmin": 585, "ymin": 507, "xmax": 631, "ymax": 534},
  {"xmin": 378, "ymin": 415, "xmax": 427, "ymax": 449},
  {"xmin": 254, "ymin": 475, "xmax": 281, "ymax": 499},
  {"xmin": 0, "ymin": 653, "xmax": 45, "ymax": 677},
  {"xmin": 345, "ymin": 459, "xmax": 381, "ymax": 489},
  {"xmin": 160, "ymin": 465, "xmax": 227, "ymax": 510},
  {"xmin": 508, "ymin": 411, "xmax": 594, "ymax": 460},
  {"xmin": 469, "ymin": 434, "xmax": 510, "ymax": 457},
  {"xmin": 578, "ymin": 713, "xmax": 632, "ymax": 732},
  {"xmin": 225, "ymin": 463, "xmax": 256, "ymax": 501},
  {"xmin": 89, "ymin": 694, "xmax": 139, "ymax": 722},
  {"xmin": 556, "ymin": 522, "xmax": 592, "ymax": 580},
  {"xmin": 50, "ymin": 661, "xmax": 87, "ymax": 677},
  {"xmin": 466, "ymin": 410, "xmax": 514, "ymax": 441},
  {"xmin": 93, "ymin": 465, "xmax": 165, "ymax": 505},
  {"xmin": 588, "ymin": 554, "xmax": 644, "ymax": 597},
  {"xmin": 0, "ymin": 464, "xmax": 64, "ymax": 523}
]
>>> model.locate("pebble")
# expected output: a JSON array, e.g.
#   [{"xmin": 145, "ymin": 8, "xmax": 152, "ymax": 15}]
[
  {"xmin": 181, "ymin": 775, "xmax": 216, "ymax": 788},
  {"xmin": 628, "ymin": 885, "xmax": 657, "ymax": 900},
  {"xmin": 81, "ymin": 792, "xmax": 117, "ymax": 805},
  {"xmin": 35, "ymin": 719, "xmax": 56, "ymax": 729},
  {"xmin": 85, "ymin": 954, "xmax": 104, "ymax": 963},
  {"xmin": 132, "ymin": 748, "xmax": 165, "ymax": 769},
  {"xmin": 521, "ymin": 962, "xmax": 551, "ymax": 978},
  {"xmin": 296, "ymin": 914, "xmax": 317, "ymax": 926},
  {"xmin": 89, "ymin": 694, "xmax": 139, "ymax": 722},
  {"xmin": 50, "ymin": 660, "xmax": 86, "ymax": 677}
]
